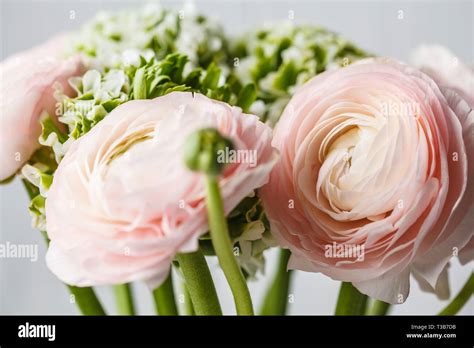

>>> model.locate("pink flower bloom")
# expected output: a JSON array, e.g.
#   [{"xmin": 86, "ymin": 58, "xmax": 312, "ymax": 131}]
[
  {"xmin": 411, "ymin": 45, "xmax": 474, "ymax": 107},
  {"xmin": 412, "ymin": 45, "xmax": 474, "ymax": 270},
  {"xmin": 260, "ymin": 58, "xmax": 473, "ymax": 304},
  {"xmin": 45, "ymin": 92, "xmax": 276, "ymax": 288},
  {"xmin": 0, "ymin": 34, "xmax": 84, "ymax": 180}
]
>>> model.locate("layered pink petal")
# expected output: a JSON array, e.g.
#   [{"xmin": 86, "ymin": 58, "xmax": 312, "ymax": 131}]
[
  {"xmin": 46, "ymin": 92, "xmax": 276, "ymax": 287},
  {"xmin": 0, "ymin": 33, "xmax": 84, "ymax": 180},
  {"xmin": 261, "ymin": 58, "xmax": 473, "ymax": 303}
]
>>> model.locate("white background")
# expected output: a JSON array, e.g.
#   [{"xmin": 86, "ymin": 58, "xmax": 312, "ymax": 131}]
[{"xmin": 0, "ymin": 0, "xmax": 472, "ymax": 315}]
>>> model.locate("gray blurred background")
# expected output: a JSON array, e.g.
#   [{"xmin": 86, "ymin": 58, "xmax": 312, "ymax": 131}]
[{"xmin": 0, "ymin": 0, "xmax": 472, "ymax": 315}]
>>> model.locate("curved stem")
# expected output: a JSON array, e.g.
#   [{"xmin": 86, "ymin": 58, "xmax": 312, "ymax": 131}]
[
  {"xmin": 260, "ymin": 248, "xmax": 293, "ymax": 315},
  {"xmin": 205, "ymin": 176, "xmax": 254, "ymax": 315},
  {"xmin": 438, "ymin": 273, "xmax": 474, "ymax": 316},
  {"xmin": 176, "ymin": 250, "xmax": 222, "ymax": 315},
  {"xmin": 335, "ymin": 282, "xmax": 368, "ymax": 315},
  {"xmin": 366, "ymin": 299, "xmax": 390, "ymax": 315},
  {"xmin": 152, "ymin": 272, "xmax": 178, "ymax": 316},
  {"xmin": 22, "ymin": 179, "xmax": 106, "ymax": 316},
  {"xmin": 114, "ymin": 283, "xmax": 135, "ymax": 315},
  {"xmin": 181, "ymin": 282, "xmax": 195, "ymax": 316},
  {"xmin": 68, "ymin": 286, "xmax": 106, "ymax": 316}
]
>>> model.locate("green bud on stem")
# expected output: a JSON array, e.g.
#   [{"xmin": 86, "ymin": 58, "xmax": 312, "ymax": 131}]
[{"xmin": 184, "ymin": 128, "xmax": 234, "ymax": 176}]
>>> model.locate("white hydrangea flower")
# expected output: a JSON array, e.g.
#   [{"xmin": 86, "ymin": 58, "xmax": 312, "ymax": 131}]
[
  {"xmin": 67, "ymin": 3, "xmax": 227, "ymax": 71},
  {"xmin": 231, "ymin": 23, "xmax": 368, "ymax": 125}
]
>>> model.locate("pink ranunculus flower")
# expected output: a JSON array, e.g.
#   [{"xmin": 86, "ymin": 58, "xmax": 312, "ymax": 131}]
[
  {"xmin": 260, "ymin": 58, "xmax": 473, "ymax": 304},
  {"xmin": 411, "ymin": 45, "xmax": 474, "ymax": 269},
  {"xmin": 45, "ymin": 92, "xmax": 276, "ymax": 288},
  {"xmin": 0, "ymin": 34, "xmax": 84, "ymax": 180},
  {"xmin": 411, "ymin": 45, "xmax": 474, "ymax": 107}
]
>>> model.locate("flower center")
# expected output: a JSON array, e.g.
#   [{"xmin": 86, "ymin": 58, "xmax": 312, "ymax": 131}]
[{"xmin": 313, "ymin": 100, "xmax": 419, "ymax": 221}]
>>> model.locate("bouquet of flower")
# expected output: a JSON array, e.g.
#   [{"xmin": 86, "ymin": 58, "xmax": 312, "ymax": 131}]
[{"xmin": 1, "ymin": 3, "xmax": 472, "ymax": 316}]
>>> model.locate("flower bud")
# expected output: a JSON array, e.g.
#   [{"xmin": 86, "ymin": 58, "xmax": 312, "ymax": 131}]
[{"xmin": 184, "ymin": 128, "xmax": 234, "ymax": 176}]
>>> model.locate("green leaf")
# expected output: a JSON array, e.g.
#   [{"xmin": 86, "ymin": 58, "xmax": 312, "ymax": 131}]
[
  {"xmin": 272, "ymin": 37, "xmax": 292, "ymax": 68},
  {"xmin": 133, "ymin": 67, "xmax": 148, "ymax": 99},
  {"xmin": 102, "ymin": 99, "xmax": 123, "ymax": 113},
  {"xmin": 206, "ymin": 85, "xmax": 231, "ymax": 103},
  {"xmin": 184, "ymin": 69, "xmax": 203, "ymax": 89},
  {"xmin": 251, "ymin": 56, "xmax": 273, "ymax": 81},
  {"xmin": 201, "ymin": 63, "xmax": 221, "ymax": 90},
  {"xmin": 22, "ymin": 164, "xmax": 53, "ymax": 197},
  {"xmin": 149, "ymin": 75, "xmax": 171, "ymax": 94},
  {"xmin": 236, "ymin": 84, "xmax": 257, "ymax": 112},
  {"xmin": 311, "ymin": 44, "xmax": 328, "ymax": 73},
  {"xmin": 40, "ymin": 115, "xmax": 67, "ymax": 144},
  {"xmin": 163, "ymin": 84, "xmax": 191, "ymax": 95},
  {"xmin": 169, "ymin": 54, "xmax": 188, "ymax": 83},
  {"xmin": 273, "ymin": 61, "xmax": 298, "ymax": 91},
  {"xmin": 29, "ymin": 194, "xmax": 45, "ymax": 220}
]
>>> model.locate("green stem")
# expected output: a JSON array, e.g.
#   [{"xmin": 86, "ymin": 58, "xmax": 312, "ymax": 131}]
[
  {"xmin": 205, "ymin": 176, "xmax": 254, "ymax": 315},
  {"xmin": 68, "ymin": 286, "xmax": 106, "ymax": 316},
  {"xmin": 152, "ymin": 272, "xmax": 178, "ymax": 316},
  {"xmin": 366, "ymin": 299, "xmax": 391, "ymax": 315},
  {"xmin": 182, "ymin": 282, "xmax": 195, "ymax": 316},
  {"xmin": 22, "ymin": 179, "xmax": 107, "ymax": 316},
  {"xmin": 438, "ymin": 273, "xmax": 474, "ymax": 316},
  {"xmin": 335, "ymin": 282, "xmax": 368, "ymax": 315},
  {"xmin": 113, "ymin": 283, "xmax": 135, "ymax": 315},
  {"xmin": 176, "ymin": 250, "xmax": 222, "ymax": 315},
  {"xmin": 260, "ymin": 248, "xmax": 293, "ymax": 315}
]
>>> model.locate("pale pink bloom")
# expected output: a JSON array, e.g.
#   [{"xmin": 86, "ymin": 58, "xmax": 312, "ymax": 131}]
[
  {"xmin": 260, "ymin": 58, "xmax": 473, "ymax": 304},
  {"xmin": 0, "ymin": 34, "xmax": 84, "ymax": 180},
  {"xmin": 412, "ymin": 45, "xmax": 474, "ymax": 272},
  {"xmin": 411, "ymin": 45, "xmax": 474, "ymax": 107},
  {"xmin": 46, "ymin": 92, "xmax": 276, "ymax": 288}
]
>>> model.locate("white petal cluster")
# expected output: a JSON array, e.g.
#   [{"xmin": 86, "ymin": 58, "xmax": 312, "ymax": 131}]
[
  {"xmin": 232, "ymin": 22, "xmax": 367, "ymax": 125},
  {"xmin": 66, "ymin": 3, "xmax": 226, "ymax": 70}
]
